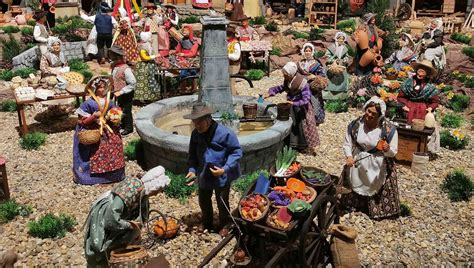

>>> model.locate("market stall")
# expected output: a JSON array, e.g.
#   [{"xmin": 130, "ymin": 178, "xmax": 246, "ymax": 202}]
[
  {"xmin": 199, "ymin": 147, "xmax": 339, "ymax": 267},
  {"xmin": 240, "ymin": 40, "xmax": 272, "ymax": 76}
]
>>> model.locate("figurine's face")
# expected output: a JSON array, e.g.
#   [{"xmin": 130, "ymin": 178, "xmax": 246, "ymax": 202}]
[
  {"xmin": 369, "ymin": 17, "xmax": 375, "ymax": 25},
  {"xmin": 146, "ymin": 9, "xmax": 154, "ymax": 15},
  {"xmin": 95, "ymin": 81, "xmax": 107, "ymax": 97},
  {"xmin": 304, "ymin": 47, "xmax": 313, "ymax": 59},
  {"xmin": 242, "ymin": 19, "xmax": 249, "ymax": 27},
  {"xmin": 51, "ymin": 42, "xmax": 61, "ymax": 53},
  {"xmin": 430, "ymin": 21, "xmax": 437, "ymax": 30},
  {"xmin": 182, "ymin": 28, "xmax": 190, "ymax": 37},
  {"xmin": 192, "ymin": 116, "xmax": 211, "ymax": 133},
  {"xmin": 399, "ymin": 38, "xmax": 407, "ymax": 47},
  {"xmin": 364, "ymin": 106, "xmax": 379, "ymax": 122},
  {"xmin": 416, "ymin": 68, "xmax": 427, "ymax": 80},
  {"xmin": 337, "ymin": 36, "xmax": 345, "ymax": 45},
  {"xmin": 120, "ymin": 20, "xmax": 128, "ymax": 29}
]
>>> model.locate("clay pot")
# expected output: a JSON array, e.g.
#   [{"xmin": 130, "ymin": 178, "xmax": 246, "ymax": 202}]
[
  {"xmin": 359, "ymin": 49, "xmax": 376, "ymax": 67},
  {"xmin": 354, "ymin": 29, "xmax": 369, "ymax": 50},
  {"xmin": 25, "ymin": 13, "xmax": 33, "ymax": 21},
  {"xmin": 15, "ymin": 15, "xmax": 27, "ymax": 25},
  {"xmin": 287, "ymin": 8, "xmax": 295, "ymax": 19}
]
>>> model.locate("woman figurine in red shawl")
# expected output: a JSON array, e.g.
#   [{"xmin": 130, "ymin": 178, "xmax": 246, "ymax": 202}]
[
  {"xmin": 397, "ymin": 60, "xmax": 439, "ymax": 124},
  {"xmin": 175, "ymin": 25, "xmax": 199, "ymax": 58}
]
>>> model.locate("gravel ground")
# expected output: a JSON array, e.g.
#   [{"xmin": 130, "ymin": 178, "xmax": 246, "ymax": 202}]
[{"xmin": 0, "ymin": 71, "xmax": 473, "ymax": 266}]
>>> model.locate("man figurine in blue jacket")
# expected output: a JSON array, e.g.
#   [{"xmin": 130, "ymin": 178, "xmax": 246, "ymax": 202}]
[{"xmin": 185, "ymin": 103, "xmax": 242, "ymax": 237}]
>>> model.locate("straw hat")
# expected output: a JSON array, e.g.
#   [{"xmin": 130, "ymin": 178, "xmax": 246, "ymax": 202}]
[
  {"xmin": 183, "ymin": 103, "xmax": 216, "ymax": 120},
  {"xmin": 362, "ymin": 13, "xmax": 376, "ymax": 24},
  {"xmin": 411, "ymin": 60, "xmax": 438, "ymax": 78},
  {"xmin": 33, "ymin": 11, "xmax": 48, "ymax": 21},
  {"xmin": 109, "ymin": 45, "xmax": 125, "ymax": 56}
]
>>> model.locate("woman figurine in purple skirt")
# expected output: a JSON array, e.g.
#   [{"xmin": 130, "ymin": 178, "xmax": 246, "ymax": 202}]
[{"xmin": 72, "ymin": 77, "xmax": 125, "ymax": 185}]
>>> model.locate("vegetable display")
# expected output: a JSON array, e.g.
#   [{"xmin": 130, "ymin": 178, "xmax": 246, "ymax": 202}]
[
  {"xmin": 302, "ymin": 169, "xmax": 330, "ymax": 185},
  {"xmin": 275, "ymin": 146, "xmax": 298, "ymax": 176},
  {"xmin": 240, "ymin": 194, "xmax": 268, "ymax": 221}
]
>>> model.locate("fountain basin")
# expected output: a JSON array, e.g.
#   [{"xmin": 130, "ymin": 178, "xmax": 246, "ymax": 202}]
[{"xmin": 135, "ymin": 95, "xmax": 292, "ymax": 175}]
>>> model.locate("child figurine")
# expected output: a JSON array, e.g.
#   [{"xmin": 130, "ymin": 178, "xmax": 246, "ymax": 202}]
[
  {"xmin": 385, "ymin": 33, "xmax": 416, "ymax": 71},
  {"xmin": 109, "ymin": 46, "xmax": 136, "ymax": 136}
]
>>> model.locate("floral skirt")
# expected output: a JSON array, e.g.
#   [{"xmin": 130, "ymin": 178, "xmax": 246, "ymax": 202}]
[
  {"xmin": 339, "ymin": 165, "xmax": 400, "ymax": 220},
  {"xmin": 114, "ymin": 34, "xmax": 139, "ymax": 63},
  {"xmin": 134, "ymin": 61, "xmax": 160, "ymax": 102}
]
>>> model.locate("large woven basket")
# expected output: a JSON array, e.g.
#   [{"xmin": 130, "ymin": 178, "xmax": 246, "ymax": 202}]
[
  {"xmin": 108, "ymin": 245, "xmax": 149, "ymax": 267},
  {"xmin": 78, "ymin": 129, "xmax": 101, "ymax": 145}
]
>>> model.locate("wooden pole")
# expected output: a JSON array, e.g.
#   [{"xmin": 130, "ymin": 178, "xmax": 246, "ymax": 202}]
[{"xmin": 411, "ymin": 0, "xmax": 416, "ymax": 19}]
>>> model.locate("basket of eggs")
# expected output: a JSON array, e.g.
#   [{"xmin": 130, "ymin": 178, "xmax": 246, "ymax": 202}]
[{"xmin": 146, "ymin": 210, "xmax": 180, "ymax": 240}]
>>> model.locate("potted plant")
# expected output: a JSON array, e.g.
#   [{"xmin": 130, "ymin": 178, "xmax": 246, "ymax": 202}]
[{"xmin": 221, "ymin": 111, "xmax": 241, "ymax": 134}]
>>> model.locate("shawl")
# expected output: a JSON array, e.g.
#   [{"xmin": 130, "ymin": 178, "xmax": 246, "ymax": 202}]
[
  {"xmin": 401, "ymin": 77, "xmax": 438, "ymax": 101},
  {"xmin": 43, "ymin": 51, "xmax": 67, "ymax": 68},
  {"xmin": 285, "ymin": 73, "xmax": 307, "ymax": 96},
  {"xmin": 112, "ymin": 177, "xmax": 145, "ymax": 209},
  {"xmin": 298, "ymin": 59, "xmax": 323, "ymax": 76}
]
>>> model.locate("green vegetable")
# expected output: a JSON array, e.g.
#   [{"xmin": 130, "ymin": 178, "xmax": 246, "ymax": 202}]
[{"xmin": 275, "ymin": 146, "xmax": 297, "ymax": 175}]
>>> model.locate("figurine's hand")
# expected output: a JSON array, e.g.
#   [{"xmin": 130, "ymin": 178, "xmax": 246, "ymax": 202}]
[
  {"xmin": 286, "ymin": 100, "xmax": 293, "ymax": 105},
  {"xmin": 263, "ymin": 93, "xmax": 270, "ymax": 99},
  {"xmin": 346, "ymin": 157, "xmax": 354, "ymax": 167},
  {"xmin": 402, "ymin": 106, "xmax": 410, "ymax": 112},
  {"xmin": 382, "ymin": 141, "xmax": 390, "ymax": 152},
  {"xmin": 210, "ymin": 166, "xmax": 225, "ymax": 177},
  {"xmin": 93, "ymin": 111, "xmax": 102, "ymax": 117}
]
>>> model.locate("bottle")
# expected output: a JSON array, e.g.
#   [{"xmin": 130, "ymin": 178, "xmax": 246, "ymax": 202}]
[{"xmin": 257, "ymin": 94, "xmax": 264, "ymax": 116}]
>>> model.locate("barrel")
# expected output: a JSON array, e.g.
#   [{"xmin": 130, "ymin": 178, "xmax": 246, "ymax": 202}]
[
  {"xmin": 277, "ymin": 103, "xmax": 292, "ymax": 121},
  {"xmin": 243, "ymin": 103, "xmax": 257, "ymax": 120}
]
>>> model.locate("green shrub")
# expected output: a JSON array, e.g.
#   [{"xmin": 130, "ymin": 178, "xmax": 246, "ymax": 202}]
[
  {"xmin": 441, "ymin": 114, "xmax": 464, "ymax": 128},
  {"xmin": 448, "ymin": 94, "xmax": 470, "ymax": 112},
  {"xmin": 28, "ymin": 213, "xmax": 76, "ymax": 238},
  {"xmin": 441, "ymin": 85, "xmax": 453, "ymax": 92},
  {"xmin": 21, "ymin": 26, "xmax": 34, "ymax": 36},
  {"xmin": 68, "ymin": 58, "xmax": 89, "ymax": 72},
  {"xmin": 270, "ymin": 47, "xmax": 282, "ymax": 56},
  {"xmin": 462, "ymin": 47, "xmax": 474, "ymax": 58},
  {"xmin": 291, "ymin": 31, "xmax": 309, "ymax": 40},
  {"xmin": 181, "ymin": 15, "xmax": 200, "ymax": 24},
  {"xmin": 265, "ymin": 22, "xmax": 278, "ymax": 32},
  {"xmin": 27, "ymin": 20, "xmax": 36, "ymax": 27},
  {"xmin": 440, "ymin": 130, "xmax": 469, "ymax": 150},
  {"xmin": 441, "ymin": 169, "xmax": 473, "ymax": 202},
  {"xmin": 314, "ymin": 50, "xmax": 325, "ymax": 59},
  {"xmin": 124, "ymin": 138, "xmax": 143, "ymax": 161},
  {"xmin": 0, "ymin": 33, "xmax": 22, "ymax": 63},
  {"xmin": 13, "ymin": 67, "xmax": 36, "ymax": 79},
  {"xmin": 1, "ymin": 26, "xmax": 20, "ymax": 33},
  {"xmin": 0, "ymin": 199, "xmax": 32, "ymax": 223},
  {"xmin": 232, "ymin": 170, "xmax": 269, "ymax": 194},
  {"xmin": 326, "ymin": 100, "xmax": 348, "ymax": 113},
  {"xmin": 248, "ymin": 60, "xmax": 267, "ymax": 71},
  {"xmin": 0, "ymin": 69, "xmax": 14, "ymax": 81},
  {"xmin": 451, "ymin": 32, "xmax": 472, "ymax": 44},
  {"xmin": 78, "ymin": 70, "xmax": 93, "ymax": 84},
  {"xmin": 250, "ymin": 16, "xmax": 266, "ymax": 25},
  {"xmin": 245, "ymin": 69, "xmax": 265, "ymax": 81},
  {"xmin": 464, "ymin": 78, "xmax": 474, "ymax": 88},
  {"xmin": 347, "ymin": 45, "xmax": 355, "ymax": 57},
  {"xmin": 336, "ymin": 19, "xmax": 356, "ymax": 33},
  {"xmin": 399, "ymin": 203, "xmax": 413, "ymax": 217},
  {"xmin": 0, "ymin": 100, "xmax": 17, "ymax": 112},
  {"xmin": 164, "ymin": 171, "xmax": 197, "ymax": 203},
  {"xmin": 20, "ymin": 132, "xmax": 47, "ymax": 150},
  {"xmin": 309, "ymin": 27, "xmax": 324, "ymax": 41}
]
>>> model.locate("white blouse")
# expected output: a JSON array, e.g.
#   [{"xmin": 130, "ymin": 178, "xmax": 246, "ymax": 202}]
[{"xmin": 343, "ymin": 121, "xmax": 398, "ymax": 196}]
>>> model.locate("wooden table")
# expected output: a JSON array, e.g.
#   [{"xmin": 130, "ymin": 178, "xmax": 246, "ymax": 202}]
[
  {"xmin": 395, "ymin": 126, "xmax": 434, "ymax": 165},
  {"xmin": 156, "ymin": 66, "xmax": 200, "ymax": 97},
  {"xmin": 14, "ymin": 93, "xmax": 86, "ymax": 136}
]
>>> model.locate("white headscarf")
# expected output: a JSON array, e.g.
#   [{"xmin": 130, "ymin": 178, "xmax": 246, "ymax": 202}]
[
  {"xmin": 119, "ymin": 7, "xmax": 127, "ymax": 19},
  {"xmin": 282, "ymin": 62, "xmax": 298, "ymax": 77},
  {"xmin": 300, "ymin": 42, "xmax": 315, "ymax": 59},
  {"xmin": 141, "ymin": 166, "xmax": 170, "ymax": 195},
  {"xmin": 47, "ymin": 36, "xmax": 62, "ymax": 51},
  {"xmin": 334, "ymin": 31, "xmax": 347, "ymax": 59},
  {"xmin": 140, "ymin": 32, "xmax": 152, "ymax": 43},
  {"xmin": 363, "ymin": 96, "xmax": 386, "ymax": 118}
]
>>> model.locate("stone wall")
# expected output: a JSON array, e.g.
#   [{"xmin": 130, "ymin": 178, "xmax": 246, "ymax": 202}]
[{"xmin": 12, "ymin": 41, "xmax": 86, "ymax": 71}]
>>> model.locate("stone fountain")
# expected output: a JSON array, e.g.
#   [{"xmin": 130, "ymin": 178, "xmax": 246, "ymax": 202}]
[{"xmin": 136, "ymin": 16, "xmax": 292, "ymax": 174}]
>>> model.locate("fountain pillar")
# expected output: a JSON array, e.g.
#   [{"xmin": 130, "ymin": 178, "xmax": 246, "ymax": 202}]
[{"xmin": 198, "ymin": 16, "xmax": 233, "ymax": 114}]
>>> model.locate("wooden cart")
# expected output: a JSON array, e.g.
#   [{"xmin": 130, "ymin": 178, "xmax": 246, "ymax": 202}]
[{"xmin": 199, "ymin": 177, "xmax": 339, "ymax": 267}]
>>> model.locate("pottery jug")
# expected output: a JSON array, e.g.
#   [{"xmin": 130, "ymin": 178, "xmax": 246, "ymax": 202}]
[{"xmin": 424, "ymin": 111, "xmax": 436, "ymax": 128}]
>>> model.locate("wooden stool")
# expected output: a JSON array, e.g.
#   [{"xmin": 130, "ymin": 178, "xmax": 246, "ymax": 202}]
[{"xmin": 0, "ymin": 156, "xmax": 10, "ymax": 201}]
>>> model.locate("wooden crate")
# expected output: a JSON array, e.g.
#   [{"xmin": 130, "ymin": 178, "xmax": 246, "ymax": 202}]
[{"xmin": 395, "ymin": 127, "xmax": 434, "ymax": 165}]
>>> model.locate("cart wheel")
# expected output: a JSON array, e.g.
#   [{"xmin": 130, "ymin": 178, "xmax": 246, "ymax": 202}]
[
  {"xmin": 299, "ymin": 195, "xmax": 339, "ymax": 268},
  {"xmin": 397, "ymin": 3, "xmax": 412, "ymax": 21}
]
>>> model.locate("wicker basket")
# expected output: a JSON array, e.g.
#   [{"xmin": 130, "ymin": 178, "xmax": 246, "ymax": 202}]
[
  {"xmin": 266, "ymin": 209, "xmax": 294, "ymax": 231},
  {"xmin": 411, "ymin": 119, "xmax": 425, "ymax": 131},
  {"xmin": 300, "ymin": 166, "xmax": 332, "ymax": 189},
  {"xmin": 78, "ymin": 129, "xmax": 101, "ymax": 145},
  {"xmin": 303, "ymin": 186, "xmax": 317, "ymax": 204},
  {"xmin": 239, "ymin": 194, "xmax": 270, "ymax": 222},
  {"xmin": 108, "ymin": 245, "xmax": 149, "ymax": 267},
  {"xmin": 385, "ymin": 73, "xmax": 398, "ymax": 80}
]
